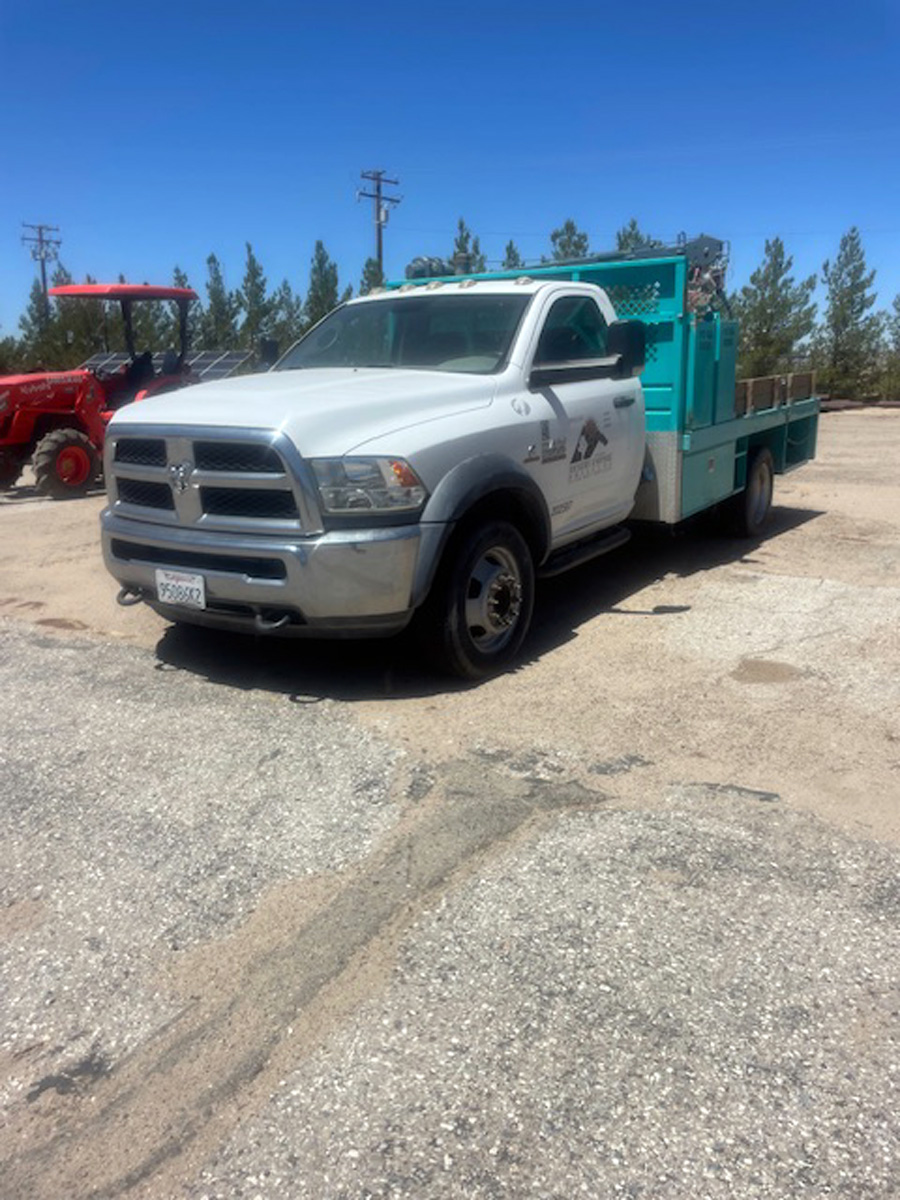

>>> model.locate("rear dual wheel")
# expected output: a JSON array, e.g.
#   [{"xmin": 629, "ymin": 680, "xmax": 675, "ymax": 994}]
[
  {"xmin": 732, "ymin": 447, "xmax": 774, "ymax": 537},
  {"xmin": 33, "ymin": 429, "xmax": 100, "ymax": 500}
]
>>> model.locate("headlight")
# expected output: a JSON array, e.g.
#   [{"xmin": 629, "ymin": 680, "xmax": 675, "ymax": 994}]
[{"xmin": 311, "ymin": 457, "xmax": 427, "ymax": 514}]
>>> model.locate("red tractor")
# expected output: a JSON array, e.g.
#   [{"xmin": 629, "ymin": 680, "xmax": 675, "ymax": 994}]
[{"xmin": 0, "ymin": 283, "xmax": 199, "ymax": 499}]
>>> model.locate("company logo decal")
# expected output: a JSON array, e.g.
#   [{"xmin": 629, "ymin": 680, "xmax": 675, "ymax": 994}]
[
  {"xmin": 571, "ymin": 419, "xmax": 608, "ymax": 462},
  {"xmin": 569, "ymin": 418, "xmax": 611, "ymax": 482}
]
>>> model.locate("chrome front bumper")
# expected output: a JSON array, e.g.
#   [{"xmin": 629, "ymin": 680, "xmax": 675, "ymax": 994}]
[{"xmin": 101, "ymin": 509, "xmax": 426, "ymax": 638}]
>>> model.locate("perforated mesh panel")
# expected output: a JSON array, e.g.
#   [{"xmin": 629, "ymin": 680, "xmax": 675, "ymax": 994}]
[{"xmin": 605, "ymin": 282, "xmax": 661, "ymax": 317}]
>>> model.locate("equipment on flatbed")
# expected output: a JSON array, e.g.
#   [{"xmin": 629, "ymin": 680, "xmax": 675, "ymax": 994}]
[{"xmin": 0, "ymin": 284, "xmax": 251, "ymax": 499}]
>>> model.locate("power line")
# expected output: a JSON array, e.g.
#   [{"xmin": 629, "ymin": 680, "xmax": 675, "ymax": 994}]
[
  {"xmin": 21, "ymin": 222, "xmax": 62, "ymax": 328},
  {"xmin": 358, "ymin": 170, "xmax": 401, "ymax": 278}
]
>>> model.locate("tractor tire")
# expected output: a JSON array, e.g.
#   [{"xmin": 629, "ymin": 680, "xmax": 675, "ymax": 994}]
[
  {"xmin": 416, "ymin": 519, "xmax": 535, "ymax": 679},
  {"xmin": 0, "ymin": 451, "xmax": 23, "ymax": 491},
  {"xmin": 33, "ymin": 429, "xmax": 100, "ymax": 500}
]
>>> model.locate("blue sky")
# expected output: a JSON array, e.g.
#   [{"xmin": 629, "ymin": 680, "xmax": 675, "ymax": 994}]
[{"xmin": 2, "ymin": 0, "xmax": 898, "ymax": 337}]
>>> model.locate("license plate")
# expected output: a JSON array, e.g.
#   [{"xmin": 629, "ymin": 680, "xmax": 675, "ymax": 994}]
[{"xmin": 155, "ymin": 568, "xmax": 206, "ymax": 610}]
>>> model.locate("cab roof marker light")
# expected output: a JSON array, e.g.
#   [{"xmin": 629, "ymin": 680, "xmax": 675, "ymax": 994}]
[
  {"xmin": 515, "ymin": 276, "xmax": 533, "ymax": 285},
  {"xmin": 399, "ymin": 283, "xmax": 418, "ymax": 292},
  {"xmin": 425, "ymin": 280, "xmax": 444, "ymax": 290},
  {"xmin": 458, "ymin": 278, "xmax": 477, "ymax": 288}
]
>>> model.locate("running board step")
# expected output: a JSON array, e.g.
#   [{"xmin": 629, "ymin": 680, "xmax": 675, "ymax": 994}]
[{"xmin": 538, "ymin": 526, "xmax": 631, "ymax": 579}]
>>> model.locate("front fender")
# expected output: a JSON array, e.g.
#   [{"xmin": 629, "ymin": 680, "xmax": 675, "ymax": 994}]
[{"xmin": 410, "ymin": 454, "xmax": 551, "ymax": 606}]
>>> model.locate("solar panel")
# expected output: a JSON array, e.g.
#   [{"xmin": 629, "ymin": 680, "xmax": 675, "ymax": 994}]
[
  {"xmin": 79, "ymin": 348, "xmax": 252, "ymax": 382},
  {"xmin": 190, "ymin": 350, "xmax": 253, "ymax": 381},
  {"xmin": 81, "ymin": 351, "xmax": 131, "ymax": 372}
]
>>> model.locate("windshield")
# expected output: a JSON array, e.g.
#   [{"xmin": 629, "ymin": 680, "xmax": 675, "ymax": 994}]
[{"xmin": 276, "ymin": 293, "xmax": 531, "ymax": 375}]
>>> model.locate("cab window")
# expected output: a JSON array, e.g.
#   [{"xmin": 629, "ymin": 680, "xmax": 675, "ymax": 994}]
[{"xmin": 534, "ymin": 295, "xmax": 608, "ymax": 363}]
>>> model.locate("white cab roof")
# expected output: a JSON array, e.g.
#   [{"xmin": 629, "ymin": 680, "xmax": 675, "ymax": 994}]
[{"xmin": 350, "ymin": 278, "xmax": 602, "ymax": 304}]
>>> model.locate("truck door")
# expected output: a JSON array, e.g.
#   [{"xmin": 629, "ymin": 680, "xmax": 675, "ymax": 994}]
[{"xmin": 526, "ymin": 294, "xmax": 638, "ymax": 541}]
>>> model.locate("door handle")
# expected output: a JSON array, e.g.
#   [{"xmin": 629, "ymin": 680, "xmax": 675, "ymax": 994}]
[{"xmin": 614, "ymin": 394, "xmax": 635, "ymax": 408}]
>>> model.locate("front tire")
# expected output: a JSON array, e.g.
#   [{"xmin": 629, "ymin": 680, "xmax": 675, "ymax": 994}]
[
  {"xmin": 0, "ymin": 451, "xmax": 24, "ymax": 490},
  {"xmin": 33, "ymin": 429, "xmax": 100, "ymax": 500},
  {"xmin": 418, "ymin": 520, "xmax": 535, "ymax": 679}
]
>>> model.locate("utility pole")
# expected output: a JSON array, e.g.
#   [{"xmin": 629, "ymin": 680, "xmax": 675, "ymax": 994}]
[
  {"xmin": 22, "ymin": 223, "xmax": 62, "ymax": 327},
  {"xmin": 358, "ymin": 170, "xmax": 401, "ymax": 277}
]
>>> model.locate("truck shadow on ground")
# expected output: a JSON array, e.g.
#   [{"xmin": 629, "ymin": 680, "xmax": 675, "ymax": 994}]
[{"xmin": 154, "ymin": 505, "xmax": 823, "ymax": 702}]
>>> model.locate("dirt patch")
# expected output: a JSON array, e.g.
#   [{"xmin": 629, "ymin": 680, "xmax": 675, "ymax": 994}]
[{"xmin": 731, "ymin": 657, "xmax": 807, "ymax": 684}]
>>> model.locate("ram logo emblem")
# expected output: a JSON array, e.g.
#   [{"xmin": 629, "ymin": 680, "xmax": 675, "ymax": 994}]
[{"xmin": 169, "ymin": 460, "xmax": 195, "ymax": 493}]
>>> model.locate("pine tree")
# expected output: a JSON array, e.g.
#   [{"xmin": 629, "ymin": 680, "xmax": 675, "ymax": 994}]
[
  {"xmin": 502, "ymin": 241, "xmax": 523, "ymax": 270},
  {"xmin": 615, "ymin": 219, "xmax": 661, "ymax": 253},
  {"xmin": 17, "ymin": 262, "xmax": 107, "ymax": 368},
  {"xmin": 0, "ymin": 335, "xmax": 20, "ymax": 374},
  {"xmin": 550, "ymin": 219, "xmax": 590, "ymax": 261},
  {"xmin": 160, "ymin": 265, "xmax": 201, "ymax": 354},
  {"xmin": 304, "ymin": 241, "xmax": 340, "ymax": 327},
  {"xmin": 236, "ymin": 243, "xmax": 273, "ymax": 351},
  {"xmin": 18, "ymin": 277, "xmax": 59, "ymax": 367},
  {"xmin": 881, "ymin": 294, "xmax": 900, "ymax": 399},
  {"xmin": 360, "ymin": 257, "xmax": 384, "ymax": 294},
  {"xmin": 200, "ymin": 253, "xmax": 239, "ymax": 349},
  {"xmin": 270, "ymin": 279, "xmax": 305, "ymax": 352},
  {"xmin": 451, "ymin": 219, "xmax": 486, "ymax": 272},
  {"xmin": 818, "ymin": 227, "xmax": 880, "ymax": 398},
  {"xmin": 732, "ymin": 238, "xmax": 817, "ymax": 378},
  {"xmin": 131, "ymin": 280, "xmax": 169, "ymax": 355}
]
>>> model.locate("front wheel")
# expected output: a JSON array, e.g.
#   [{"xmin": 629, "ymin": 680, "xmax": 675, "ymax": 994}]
[
  {"xmin": 33, "ymin": 429, "xmax": 100, "ymax": 500},
  {"xmin": 733, "ymin": 447, "xmax": 774, "ymax": 537},
  {"xmin": 418, "ymin": 520, "xmax": 535, "ymax": 679},
  {"xmin": 0, "ymin": 451, "xmax": 24, "ymax": 490}
]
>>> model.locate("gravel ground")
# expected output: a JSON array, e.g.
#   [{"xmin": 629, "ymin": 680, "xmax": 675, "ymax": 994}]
[
  {"xmin": 1, "ymin": 410, "xmax": 899, "ymax": 1198},
  {"xmin": 190, "ymin": 788, "xmax": 900, "ymax": 1200}
]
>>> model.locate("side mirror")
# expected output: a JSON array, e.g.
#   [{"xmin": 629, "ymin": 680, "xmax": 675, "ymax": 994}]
[
  {"xmin": 258, "ymin": 337, "xmax": 280, "ymax": 368},
  {"xmin": 607, "ymin": 319, "xmax": 645, "ymax": 378}
]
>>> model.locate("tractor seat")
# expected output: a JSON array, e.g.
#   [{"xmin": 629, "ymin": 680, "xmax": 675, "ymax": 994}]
[{"xmin": 125, "ymin": 351, "xmax": 154, "ymax": 387}]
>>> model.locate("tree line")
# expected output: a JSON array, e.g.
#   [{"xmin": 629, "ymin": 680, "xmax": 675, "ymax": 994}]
[
  {"xmin": 2, "ymin": 220, "xmax": 898, "ymax": 400},
  {"xmin": 0, "ymin": 240, "xmax": 367, "ymax": 374}
]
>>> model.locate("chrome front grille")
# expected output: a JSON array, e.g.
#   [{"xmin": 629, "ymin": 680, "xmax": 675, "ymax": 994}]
[{"xmin": 107, "ymin": 429, "xmax": 320, "ymax": 532}]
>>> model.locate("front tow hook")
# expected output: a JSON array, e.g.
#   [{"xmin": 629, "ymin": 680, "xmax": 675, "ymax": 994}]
[
  {"xmin": 117, "ymin": 585, "xmax": 145, "ymax": 607},
  {"xmin": 254, "ymin": 610, "xmax": 292, "ymax": 632}
]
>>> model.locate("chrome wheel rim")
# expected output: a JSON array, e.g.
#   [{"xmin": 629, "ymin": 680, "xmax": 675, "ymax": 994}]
[{"xmin": 464, "ymin": 545, "xmax": 523, "ymax": 654}]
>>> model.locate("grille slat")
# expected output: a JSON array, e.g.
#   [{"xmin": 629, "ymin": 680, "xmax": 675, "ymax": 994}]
[
  {"xmin": 193, "ymin": 442, "xmax": 283, "ymax": 473},
  {"xmin": 200, "ymin": 487, "xmax": 299, "ymax": 519},
  {"xmin": 118, "ymin": 479, "xmax": 175, "ymax": 510},
  {"xmin": 110, "ymin": 539, "xmax": 287, "ymax": 580},
  {"xmin": 114, "ymin": 438, "xmax": 167, "ymax": 467}
]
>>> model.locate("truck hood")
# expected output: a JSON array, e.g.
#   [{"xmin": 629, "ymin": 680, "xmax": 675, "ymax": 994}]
[{"xmin": 111, "ymin": 367, "xmax": 496, "ymax": 456}]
